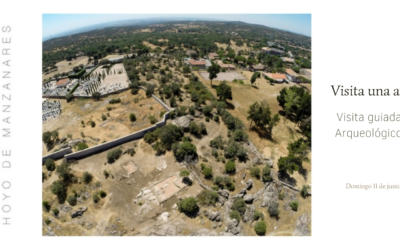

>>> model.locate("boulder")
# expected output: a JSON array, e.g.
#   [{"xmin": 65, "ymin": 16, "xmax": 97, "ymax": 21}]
[
  {"xmin": 246, "ymin": 179, "xmax": 253, "ymax": 190},
  {"xmin": 293, "ymin": 213, "xmax": 311, "ymax": 236},
  {"xmin": 171, "ymin": 115, "xmax": 194, "ymax": 129},
  {"xmin": 71, "ymin": 207, "xmax": 87, "ymax": 218},
  {"xmin": 261, "ymin": 183, "xmax": 280, "ymax": 207},
  {"xmin": 230, "ymin": 226, "xmax": 240, "ymax": 235},
  {"xmin": 227, "ymin": 218, "xmax": 239, "ymax": 229},
  {"xmin": 218, "ymin": 189, "xmax": 230, "ymax": 199},
  {"xmin": 242, "ymin": 172, "xmax": 246, "ymax": 179},
  {"xmin": 239, "ymin": 188, "xmax": 247, "ymax": 195},
  {"xmin": 242, "ymin": 205, "xmax": 256, "ymax": 223},
  {"xmin": 243, "ymin": 194, "xmax": 254, "ymax": 203}
]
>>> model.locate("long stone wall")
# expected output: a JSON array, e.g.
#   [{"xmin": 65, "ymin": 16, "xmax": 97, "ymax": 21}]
[
  {"xmin": 42, "ymin": 147, "xmax": 72, "ymax": 164},
  {"xmin": 65, "ymin": 111, "xmax": 170, "ymax": 160},
  {"xmin": 42, "ymin": 86, "xmax": 172, "ymax": 162}
]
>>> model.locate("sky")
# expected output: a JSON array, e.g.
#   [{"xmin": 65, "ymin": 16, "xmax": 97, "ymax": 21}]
[{"xmin": 42, "ymin": 14, "xmax": 311, "ymax": 39}]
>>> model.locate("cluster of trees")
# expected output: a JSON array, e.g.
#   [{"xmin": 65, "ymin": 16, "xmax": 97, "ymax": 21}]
[
  {"xmin": 250, "ymin": 164, "xmax": 272, "ymax": 182},
  {"xmin": 277, "ymin": 138, "xmax": 310, "ymax": 175},
  {"xmin": 42, "ymin": 130, "xmax": 59, "ymax": 147},
  {"xmin": 247, "ymin": 101, "xmax": 280, "ymax": 137},
  {"xmin": 213, "ymin": 175, "xmax": 235, "ymax": 191},
  {"xmin": 277, "ymin": 85, "xmax": 311, "ymax": 141}
]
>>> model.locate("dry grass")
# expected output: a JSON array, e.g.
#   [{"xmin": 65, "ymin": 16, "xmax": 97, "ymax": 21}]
[
  {"xmin": 42, "ymin": 56, "xmax": 89, "ymax": 82},
  {"xmin": 42, "ymin": 89, "xmax": 166, "ymax": 155}
]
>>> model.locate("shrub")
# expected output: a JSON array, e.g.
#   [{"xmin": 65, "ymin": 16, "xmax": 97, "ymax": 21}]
[
  {"xmin": 268, "ymin": 201, "xmax": 280, "ymax": 218},
  {"xmin": 262, "ymin": 166, "xmax": 272, "ymax": 182},
  {"xmin": 44, "ymin": 159, "xmax": 56, "ymax": 171},
  {"xmin": 232, "ymin": 130, "xmax": 248, "ymax": 142},
  {"xmin": 231, "ymin": 198, "xmax": 246, "ymax": 215},
  {"xmin": 149, "ymin": 115, "xmax": 157, "ymax": 124},
  {"xmin": 99, "ymin": 190, "xmax": 107, "ymax": 198},
  {"xmin": 129, "ymin": 113, "xmax": 136, "ymax": 122},
  {"xmin": 229, "ymin": 210, "xmax": 241, "ymax": 222},
  {"xmin": 67, "ymin": 195, "xmax": 77, "ymax": 206},
  {"xmin": 101, "ymin": 114, "xmax": 107, "ymax": 121},
  {"xmin": 77, "ymin": 142, "xmax": 88, "ymax": 151},
  {"xmin": 278, "ymin": 191, "xmax": 285, "ymax": 200},
  {"xmin": 82, "ymin": 171, "xmax": 93, "ymax": 184},
  {"xmin": 289, "ymin": 200, "xmax": 299, "ymax": 211},
  {"xmin": 177, "ymin": 197, "xmax": 198, "ymax": 214},
  {"xmin": 253, "ymin": 210, "xmax": 264, "ymax": 221},
  {"xmin": 226, "ymin": 182, "xmax": 235, "ymax": 191},
  {"xmin": 213, "ymin": 115, "xmax": 219, "ymax": 122},
  {"xmin": 300, "ymin": 185, "xmax": 310, "ymax": 198},
  {"xmin": 42, "ymin": 201, "xmax": 50, "ymax": 211},
  {"xmin": 93, "ymin": 193, "xmax": 100, "ymax": 203},
  {"xmin": 203, "ymin": 105, "xmax": 212, "ymax": 116},
  {"xmin": 179, "ymin": 169, "xmax": 190, "ymax": 178},
  {"xmin": 52, "ymin": 208, "xmax": 59, "ymax": 216},
  {"xmin": 90, "ymin": 121, "xmax": 96, "ymax": 128},
  {"xmin": 205, "ymin": 117, "xmax": 210, "ymax": 122},
  {"xmin": 103, "ymin": 170, "xmax": 109, "ymax": 179},
  {"xmin": 131, "ymin": 88, "xmax": 139, "ymax": 95},
  {"xmin": 175, "ymin": 141, "xmax": 197, "ymax": 161},
  {"xmin": 202, "ymin": 167, "xmax": 213, "ymax": 179},
  {"xmin": 107, "ymin": 149, "xmax": 122, "ymax": 163},
  {"xmin": 66, "ymin": 93, "xmax": 74, "ymax": 102},
  {"xmin": 126, "ymin": 148, "xmax": 135, "ymax": 156},
  {"xmin": 225, "ymin": 160, "xmax": 236, "ymax": 173},
  {"xmin": 45, "ymin": 218, "xmax": 51, "ymax": 225},
  {"xmin": 250, "ymin": 167, "xmax": 261, "ymax": 179},
  {"xmin": 50, "ymin": 180, "xmax": 67, "ymax": 199},
  {"xmin": 197, "ymin": 189, "xmax": 219, "ymax": 206},
  {"xmin": 254, "ymin": 221, "xmax": 267, "ymax": 236}
]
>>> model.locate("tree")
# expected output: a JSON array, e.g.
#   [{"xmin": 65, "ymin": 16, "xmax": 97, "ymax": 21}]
[
  {"xmin": 182, "ymin": 65, "xmax": 191, "ymax": 75},
  {"xmin": 300, "ymin": 185, "xmax": 310, "ymax": 198},
  {"xmin": 278, "ymin": 155, "xmax": 301, "ymax": 175},
  {"xmin": 290, "ymin": 201, "xmax": 299, "ymax": 211},
  {"xmin": 107, "ymin": 149, "xmax": 122, "ymax": 163},
  {"xmin": 247, "ymin": 101, "xmax": 280, "ymax": 136},
  {"xmin": 180, "ymin": 169, "xmax": 190, "ymax": 178},
  {"xmin": 92, "ymin": 92, "xmax": 101, "ymax": 101},
  {"xmin": 229, "ymin": 210, "xmax": 241, "ymax": 222},
  {"xmin": 216, "ymin": 81, "xmax": 232, "ymax": 102},
  {"xmin": 253, "ymin": 210, "xmax": 264, "ymax": 221},
  {"xmin": 67, "ymin": 195, "xmax": 77, "ymax": 206},
  {"xmin": 175, "ymin": 141, "xmax": 197, "ymax": 161},
  {"xmin": 262, "ymin": 165, "xmax": 272, "ymax": 182},
  {"xmin": 203, "ymin": 105, "xmax": 212, "ymax": 116},
  {"xmin": 202, "ymin": 167, "xmax": 213, "ymax": 179},
  {"xmin": 231, "ymin": 197, "xmax": 246, "ymax": 215},
  {"xmin": 227, "ymin": 50, "xmax": 235, "ymax": 61},
  {"xmin": 250, "ymin": 167, "xmax": 261, "ymax": 179},
  {"xmin": 56, "ymin": 162, "xmax": 71, "ymax": 181},
  {"xmin": 66, "ymin": 93, "xmax": 74, "ymax": 102},
  {"xmin": 44, "ymin": 159, "xmax": 56, "ymax": 171},
  {"xmin": 268, "ymin": 201, "xmax": 280, "ymax": 218},
  {"xmin": 50, "ymin": 180, "xmax": 67, "ymax": 199},
  {"xmin": 197, "ymin": 189, "xmax": 219, "ymax": 206},
  {"xmin": 82, "ymin": 171, "xmax": 93, "ymax": 184},
  {"xmin": 250, "ymin": 72, "xmax": 260, "ymax": 85},
  {"xmin": 225, "ymin": 160, "xmax": 236, "ymax": 173},
  {"xmin": 157, "ymin": 124, "xmax": 183, "ymax": 150},
  {"xmin": 177, "ymin": 197, "xmax": 199, "ymax": 214},
  {"xmin": 42, "ymin": 201, "xmax": 50, "ymax": 211},
  {"xmin": 51, "ymin": 130, "xmax": 59, "ymax": 141},
  {"xmin": 287, "ymin": 138, "xmax": 310, "ymax": 163},
  {"xmin": 129, "ymin": 113, "xmax": 136, "ymax": 122},
  {"xmin": 42, "ymin": 131, "xmax": 52, "ymax": 145},
  {"xmin": 207, "ymin": 61, "xmax": 220, "ymax": 86},
  {"xmin": 254, "ymin": 221, "xmax": 267, "ymax": 236}
]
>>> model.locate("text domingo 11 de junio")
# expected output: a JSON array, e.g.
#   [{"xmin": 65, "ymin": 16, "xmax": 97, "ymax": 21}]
[{"xmin": 346, "ymin": 183, "xmax": 400, "ymax": 190}]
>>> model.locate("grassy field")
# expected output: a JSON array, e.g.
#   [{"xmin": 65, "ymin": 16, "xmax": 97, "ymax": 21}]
[
  {"xmin": 42, "ymin": 56, "xmax": 89, "ymax": 82},
  {"xmin": 42, "ymin": 89, "xmax": 166, "ymax": 156}
]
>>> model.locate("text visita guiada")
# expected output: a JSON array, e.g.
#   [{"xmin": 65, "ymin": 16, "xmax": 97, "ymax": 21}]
[{"xmin": 331, "ymin": 85, "xmax": 400, "ymax": 96}]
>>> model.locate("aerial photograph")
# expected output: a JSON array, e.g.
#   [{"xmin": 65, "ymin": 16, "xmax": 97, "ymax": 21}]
[{"xmin": 41, "ymin": 14, "xmax": 312, "ymax": 236}]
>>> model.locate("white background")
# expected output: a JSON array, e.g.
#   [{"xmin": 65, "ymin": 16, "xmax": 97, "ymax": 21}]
[{"xmin": 1, "ymin": 0, "xmax": 399, "ymax": 248}]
